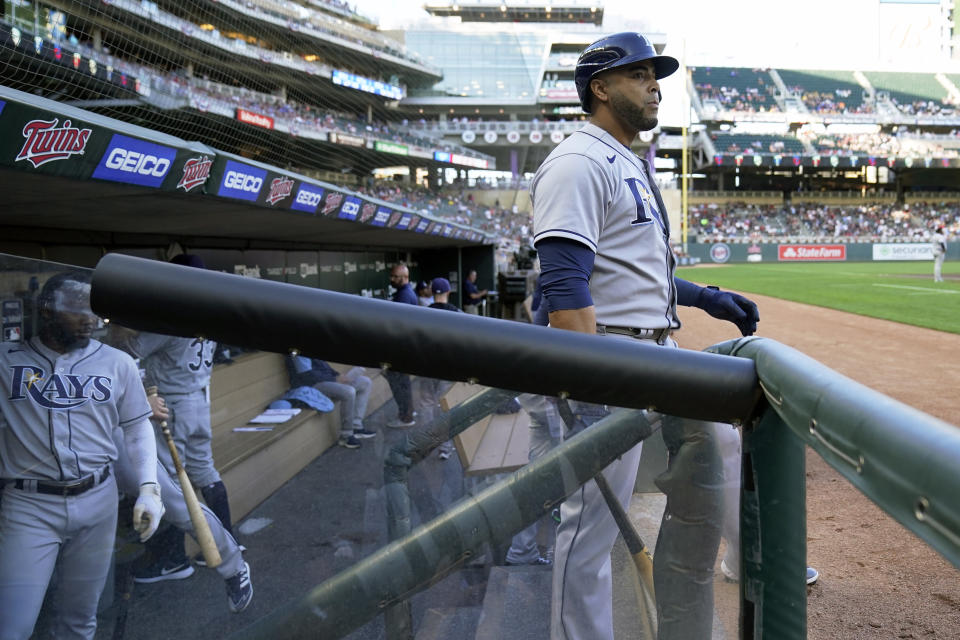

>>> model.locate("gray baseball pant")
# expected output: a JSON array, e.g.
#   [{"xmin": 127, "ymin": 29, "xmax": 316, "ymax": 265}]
[
  {"xmin": 0, "ymin": 475, "xmax": 117, "ymax": 640},
  {"xmin": 113, "ymin": 429, "xmax": 244, "ymax": 580},
  {"xmin": 157, "ymin": 390, "xmax": 221, "ymax": 488}
]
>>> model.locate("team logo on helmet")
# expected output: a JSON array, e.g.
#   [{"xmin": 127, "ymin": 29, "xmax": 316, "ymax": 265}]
[
  {"xmin": 266, "ymin": 177, "xmax": 294, "ymax": 205},
  {"xmin": 177, "ymin": 155, "xmax": 212, "ymax": 192},
  {"xmin": 16, "ymin": 118, "xmax": 92, "ymax": 168}
]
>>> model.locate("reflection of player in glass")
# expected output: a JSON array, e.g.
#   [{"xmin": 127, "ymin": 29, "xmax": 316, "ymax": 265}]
[{"xmin": 0, "ymin": 271, "xmax": 163, "ymax": 638}]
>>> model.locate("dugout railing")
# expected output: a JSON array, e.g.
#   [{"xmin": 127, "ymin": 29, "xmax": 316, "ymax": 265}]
[{"xmin": 75, "ymin": 254, "xmax": 960, "ymax": 638}]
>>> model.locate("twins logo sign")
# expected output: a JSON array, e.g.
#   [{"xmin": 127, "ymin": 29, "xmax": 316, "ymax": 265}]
[
  {"xmin": 16, "ymin": 118, "xmax": 93, "ymax": 168},
  {"xmin": 178, "ymin": 155, "xmax": 213, "ymax": 192},
  {"xmin": 265, "ymin": 177, "xmax": 294, "ymax": 206},
  {"xmin": 9, "ymin": 365, "xmax": 111, "ymax": 409},
  {"xmin": 321, "ymin": 191, "xmax": 344, "ymax": 217}
]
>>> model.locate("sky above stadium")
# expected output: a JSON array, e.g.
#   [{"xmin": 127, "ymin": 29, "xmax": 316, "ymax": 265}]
[{"xmin": 358, "ymin": 0, "xmax": 951, "ymax": 71}]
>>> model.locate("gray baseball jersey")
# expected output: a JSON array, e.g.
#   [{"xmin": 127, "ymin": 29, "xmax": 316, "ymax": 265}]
[
  {"xmin": 0, "ymin": 336, "xmax": 151, "ymax": 480},
  {"xmin": 124, "ymin": 333, "xmax": 216, "ymax": 393},
  {"xmin": 532, "ymin": 122, "xmax": 679, "ymax": 330}
]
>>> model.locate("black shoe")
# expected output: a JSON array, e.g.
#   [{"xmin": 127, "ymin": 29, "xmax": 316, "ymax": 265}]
[
  {"xmin": 353, "ymin": 427, "xmax": 377, "ymax": 439},
  {"xmin": 133, "ymin": 559, "xmax": 195, "ymax": 584},
  {"xmin": 225, "ymin": 561, "xmax": 253, "ymax": 613},
  {"xmin": 338, "ymin": 435, "xmax": 361, "ymax": 449}
]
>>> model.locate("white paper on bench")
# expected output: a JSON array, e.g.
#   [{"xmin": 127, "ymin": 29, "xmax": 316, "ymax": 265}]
[{"xmin": 249, "ymin": 408, "xmax": 302, "ymax": 424}]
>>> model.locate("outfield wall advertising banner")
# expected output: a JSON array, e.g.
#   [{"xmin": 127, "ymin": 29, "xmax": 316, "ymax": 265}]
[
  {"xmin": 92, "ymin": 133, "xmax": 177, "ymax": 187},
  {"xmin": 872, "ymin": 243, "xmax": 934, "ymax": 261},
  {"xmin": 778, "ymin": 244, "xmax": 846, "ymax": 261}
]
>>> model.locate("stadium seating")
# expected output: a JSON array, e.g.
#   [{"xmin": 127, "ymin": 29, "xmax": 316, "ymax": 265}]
[
  {"xmin": 691, "ymin": 66, "xmax": 779, "ymax": 112},
  {"xmin": 776, "ymin": 69, "xmax": 871, "ymax": 114},
  {"xmin": 711, "ymin": 132, "xmax": 807, "ymax": 155},
  {"xmin": 863, "ymin": 71, "xmax": 953, "ymax": 116}
]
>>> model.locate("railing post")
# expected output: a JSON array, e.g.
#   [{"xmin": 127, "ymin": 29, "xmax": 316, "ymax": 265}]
[{"xmin": 741, "ymin": 405, "xmax": 807, "ymax": 639}]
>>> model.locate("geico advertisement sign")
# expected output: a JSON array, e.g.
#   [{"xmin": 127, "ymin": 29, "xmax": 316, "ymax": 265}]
[
  {"xmin": 218, "ymin": 160, "xmax": 266, "ymax": 201},
  {"xmin": 778, "ymin": 244, "xmax": 846, "ymax": 261},
  {"xmin": 92, "ymin": 134, "xmax": 176, "ymax": 187},
  {"xmin": 872, "ymin": 243, "xmax": 934, "ymax": 261},
  {"xmin": 291, "ymin": 184, "xmax": 325, "ymax": 213}
]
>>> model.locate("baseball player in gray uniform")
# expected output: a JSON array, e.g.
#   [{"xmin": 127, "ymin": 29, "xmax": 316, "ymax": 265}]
[
  {"xmin": 112, "ymin": 418, "xmax": 253, "ymax": 611},
  {"xmin": 532, "ymin": 33, "xmax": 761, "ymax": 640},
  {"xmin": 0, "ymin": 271, "xmax": 163, "ymax": 640},
  {"xmin": 932, "ymin": 225, "xmax": 947, "ymax": 282},
  {"xmin": 115, "ymin": 254, "xmax": 235, "ymax": 581}
]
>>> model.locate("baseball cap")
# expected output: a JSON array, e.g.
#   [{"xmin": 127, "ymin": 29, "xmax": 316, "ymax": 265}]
[
  {"xmin": 431, "ymin": 277, "xmax": 451, "ymax": 294},
  {"xmin": 417, "ymin": 280, "xmax": 431, "ymax": 292}
]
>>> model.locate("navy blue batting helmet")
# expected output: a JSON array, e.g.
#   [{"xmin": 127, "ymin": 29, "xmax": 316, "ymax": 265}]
[{"xmin": 575, "ymin": 32, "xmax": 679, "ymax": 113}]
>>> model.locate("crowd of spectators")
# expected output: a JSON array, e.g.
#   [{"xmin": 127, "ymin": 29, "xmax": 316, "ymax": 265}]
[
  {"xmin": 355, "ymin": 183, "xmax": 532, "ymax": 247},
  {"xmin": 691, "ymin": 201, "xmax": 959, "ymax": 242},
  {"xmin": 804, "ymin": 131, "xmax": 960, "ymax": 159},
  {"xmin": 696, "ymin": 85, "xmax": 780, "ymax": 113},
  {"xmin": 785, "ymin": 87, "xmax": 874, "ymax": 116},
  {"xmin": 895, "ymin": 99, "xmax": 957, "ymax": 118}
]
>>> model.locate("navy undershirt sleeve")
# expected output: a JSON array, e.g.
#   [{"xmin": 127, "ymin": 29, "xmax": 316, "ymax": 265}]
[
  {"xmin": 535, "ymin": 237, "xmax": 595, "ymax": 311},
  {"xmin": 674, "ymin": 277, "xmax": 705, "ymax": 307}
]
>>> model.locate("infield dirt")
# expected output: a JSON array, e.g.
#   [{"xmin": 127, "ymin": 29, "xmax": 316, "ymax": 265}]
[{"xmin": 676, "ymin": 290, "xmax": 960, "ymax": 639}]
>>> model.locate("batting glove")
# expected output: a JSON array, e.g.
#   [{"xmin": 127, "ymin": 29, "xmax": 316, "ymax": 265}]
[
  {"xmin": 697, "ymin": 286, "xmax": 760, "ymax": 336},
  {"xmin": 133, "ymin": 482, "xmax": 165, "ymax": 542}
]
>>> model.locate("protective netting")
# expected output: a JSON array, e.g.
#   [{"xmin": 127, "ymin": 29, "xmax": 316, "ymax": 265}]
[{"xmin": 0, "ymin": 0, "xmax": 493, "ymax": 184}]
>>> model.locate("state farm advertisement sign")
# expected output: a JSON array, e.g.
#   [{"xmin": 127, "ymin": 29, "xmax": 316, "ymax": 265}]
[
  {"xmin": 778, "ymin": 244, "xmax": 846, "ymax": 261},
  {"xmin": 236, "ymin": 108, "xmax": 274, "ymax": 130}
]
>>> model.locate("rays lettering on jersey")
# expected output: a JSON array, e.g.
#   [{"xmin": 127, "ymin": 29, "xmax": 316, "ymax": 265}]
[
  {"xmin": 8, "ymin": 365, "xmax": 112, "ymax": 409},
  {"xmin": 624, "ymin": 177, "xmax": 665, "ymax": 233}
]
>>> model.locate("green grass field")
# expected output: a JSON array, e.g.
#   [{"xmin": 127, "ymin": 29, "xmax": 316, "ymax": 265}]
[{"xmin": 676, "ymin": 261, "xmax": 960, "ymax": 334}]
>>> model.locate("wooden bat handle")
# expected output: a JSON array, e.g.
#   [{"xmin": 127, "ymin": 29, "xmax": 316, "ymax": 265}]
[{"xmin": 147, "ymin": 387, "xmax": 222, "ymax": 568}]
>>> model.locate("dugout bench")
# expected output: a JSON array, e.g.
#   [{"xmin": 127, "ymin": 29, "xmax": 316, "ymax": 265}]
[{"xmin": 209, "ymin": 351, "xmax": 391, "ymax": 521}]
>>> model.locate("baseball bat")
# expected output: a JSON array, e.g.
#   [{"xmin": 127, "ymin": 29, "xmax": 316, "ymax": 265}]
[
  {"xmin": 146, "ymin": 387, "xmax": 222, "ymax": 568},
  {"xmin": 554, "ymin": 398, "xmax": 657, "ymax": 634},
  {"xmin": 593, "ymin": 472, "xmax": 655, "ymax": 598}
]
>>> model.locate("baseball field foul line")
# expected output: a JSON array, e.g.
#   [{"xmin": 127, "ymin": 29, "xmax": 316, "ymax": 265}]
[{"xmin": 873, "ymin": 284, "xmax": 959, "ymax": 295}]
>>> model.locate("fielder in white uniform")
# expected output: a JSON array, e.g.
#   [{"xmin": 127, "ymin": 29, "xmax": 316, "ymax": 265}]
[
  {"xmin": 532, "ymin": 33, "xmax": 760, "ymax": 640},
  {"xmin": 0, "ymin": 271, "xmax": 163, "ymax": 640},
  {"xmin": 932, "ymin": 226, "xmax": 947, "ymax": 282}
]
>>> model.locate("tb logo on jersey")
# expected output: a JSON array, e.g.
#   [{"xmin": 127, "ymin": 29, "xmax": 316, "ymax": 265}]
[
  {"xmin": 624, "ymin": 177, "xmax": 665, "ymax": 233},
  {"xmin": 8, "ymin": 365, "xmax": 112, "ymax": 409}
]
